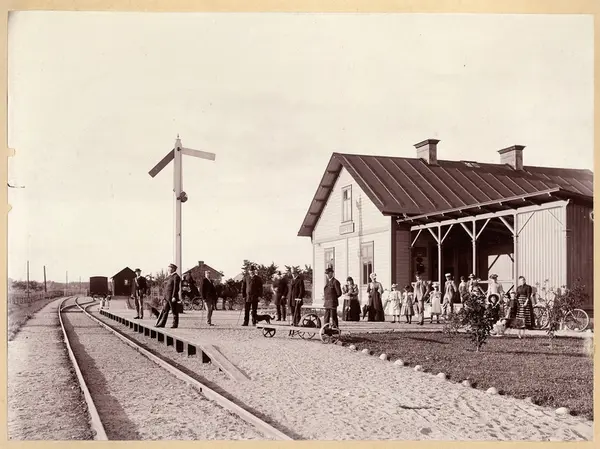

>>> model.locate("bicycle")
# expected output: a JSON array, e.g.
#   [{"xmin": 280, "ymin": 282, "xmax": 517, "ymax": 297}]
[
  {"xmin": 532, "ymin": 298, "xmax": 589, "ymax": 332},
  {"xmin": 182, "ymin": 294, "xmax": 205, "ymax": 311}
]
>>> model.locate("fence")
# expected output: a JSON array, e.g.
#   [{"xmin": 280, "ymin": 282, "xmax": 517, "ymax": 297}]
[{"xmin": 8, "ymin": 290, "xmax": 67, "ymax": 305}]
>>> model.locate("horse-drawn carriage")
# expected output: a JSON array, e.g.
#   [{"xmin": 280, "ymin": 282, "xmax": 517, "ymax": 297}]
[
  {"xmin": 256, "ymin": 305, "xmax": 342, "ymax": 344},
  {"xmin": 89, "ymin": 276, "xmax": 111, "ymax": 309}
]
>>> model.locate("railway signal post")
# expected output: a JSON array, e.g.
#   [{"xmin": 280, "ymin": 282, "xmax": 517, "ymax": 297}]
[{"xmin": 148, "ymin": 135, "xmax": 216, "ymax": 276}]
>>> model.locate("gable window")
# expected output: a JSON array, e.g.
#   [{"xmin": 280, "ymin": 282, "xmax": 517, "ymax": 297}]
[
  {"xmin": 342, "ymin": 186, "xmax": 352, "ymax": 223},
  {"xmin": 361, "ymin": 242, "xmax": 374, "ymax": 285},
  {"xmin": 324, "ymin": 247, "xmax": 335, "ymax": 282}
]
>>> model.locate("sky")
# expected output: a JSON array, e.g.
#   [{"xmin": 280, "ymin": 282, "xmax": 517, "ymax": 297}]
[{"xmin": 7, "ymin": 12, "xmax": 593, "ymax": 283}]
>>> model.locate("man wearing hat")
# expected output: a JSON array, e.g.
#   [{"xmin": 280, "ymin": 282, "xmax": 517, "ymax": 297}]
[
  {"xmin": 442, "ymin": 273, "xmax": 457, "ymax": 319},
  {"xmin": 241, "ymin": 265, "xmax": 263, "ymax": 326},
  {"xmin": 202, "ymin": 271, "xmax": 218, "ymax": 326},
  {"xmin": 413, "ymin": 273, "xmax": 430, "ymax": 326},
  {"xmin": 156, "ymin": 263, "xmax": 181, "ymax": 328},
  {"xmin": 323, "ymin": 267, "xmax": 342, "ymax": 328},
  {"xmin": 287, "ymin": 267, "xmax": 306, "ymax": 326},
  {"xmin": 132, "ymin": 268, "xmax": 148, "ymax": 319}
]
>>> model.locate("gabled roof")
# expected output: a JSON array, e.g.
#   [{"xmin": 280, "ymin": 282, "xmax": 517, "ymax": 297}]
[
  {"xmin": 183, "ymin": 263, "xmax": 222, "ymax": 277},
  {"xmin": 298, "ymin": 153, "xmax": 593, "ymax": 237},
  {"xmin": 111, "ymin": 267, "xmax": 135, "ymax": 279}
]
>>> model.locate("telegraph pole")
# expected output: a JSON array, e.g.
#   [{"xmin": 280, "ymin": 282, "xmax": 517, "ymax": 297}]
[
  {"xmin": 149, "ymin": 135, "xmax": 216, "ymax": 276},
  {"xmin": 26, "ymin": 260, "xmax": 30, "ymax": 301}
]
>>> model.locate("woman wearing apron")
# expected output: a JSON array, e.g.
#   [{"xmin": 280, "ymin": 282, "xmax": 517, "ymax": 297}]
[
  {"xmin": 342, "ymin": 277, "xmax": 361, "ymax": 321},
  {"xmin": 515, "ymin": 276, "xmax": 534, "ymax": 338}
]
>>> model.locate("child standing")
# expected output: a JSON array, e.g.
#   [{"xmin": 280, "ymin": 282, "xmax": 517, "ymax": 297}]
[
  {"xmin": 383, "ymin": 284, "xmax": 402, "ymax": 323},
  {"xmin": 401, "ymin": 285, "xmax": 414, "ymax": 324},
  {"xmin": 429, "ymin": 282, "xmax": 443, "ymax": 324}
]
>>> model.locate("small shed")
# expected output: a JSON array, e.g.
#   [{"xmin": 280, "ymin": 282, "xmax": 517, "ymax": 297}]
[
  {"xmin": 111, "ymin": 267, "xmax": 136, "ymax": 297},
  {"xmin": 183, "ymin": 260, "xmax": 223, "ymax": 285}
]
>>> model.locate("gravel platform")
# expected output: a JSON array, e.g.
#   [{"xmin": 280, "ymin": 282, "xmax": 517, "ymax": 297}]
[
  {"xmin": 93, "ymin": 308, "xmax": 595, "ymax": 441},
  {"xmin": 8, "ymin": 298, "xmax": 94, "ymax": 440},
  {"xmin": 61, "ymin": 304, "xmax": 265, "ymax": 440}
]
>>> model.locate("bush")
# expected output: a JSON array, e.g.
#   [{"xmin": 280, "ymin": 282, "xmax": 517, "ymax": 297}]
[
  {"xmin": 546, "ymin": 280, "xmax": 589, "ymax": 340},
  {"xmin": 445, "ymin": 294, "xmax": 494, "ymax": 352}
]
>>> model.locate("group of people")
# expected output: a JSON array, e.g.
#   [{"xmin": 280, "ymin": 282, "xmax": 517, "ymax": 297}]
[{"xmin": 129, "ymin": 264, "xmax": 220, "ymax": 329}]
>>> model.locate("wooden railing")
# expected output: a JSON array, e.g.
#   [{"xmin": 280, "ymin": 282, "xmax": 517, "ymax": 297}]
[{"xmin": 8, "ymin": 290, "xmax": 66, "ymax": 305}]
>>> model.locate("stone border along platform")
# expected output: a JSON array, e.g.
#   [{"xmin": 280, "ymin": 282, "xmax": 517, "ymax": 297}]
[
  {"xmin": 340, "ymin": 340, "xmax": 591, "ymax": 426},
  {"xmin": 99, "ymin": 309, "xmax": 249, "ymax": 382}
]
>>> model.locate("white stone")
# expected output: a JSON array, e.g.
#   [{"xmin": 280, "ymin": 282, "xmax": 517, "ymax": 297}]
[
  {"xmin": 361, "ymin": 348, "xmax": 371, "ymax": 355},
  {"xmin": 394, "ymin": 359, "xmax": 404, "ymax": 366},
  {"xmin": 462, "ymin": 380, "xmax": 472, "ymax": 387},
  {"xmin": 555, "ymin": 407, "xmax": 570, "ymax": 415},
  {"xmin": 414, "ymin": 365, "xmax": 423, "ymax": 372},
  {"xmin": 348, "ymin": 345, "xmax": 357, "ymax": 351},
  {"xmin": 436, "ymin": 373, "xmax": 446, "ymax": 380},
  {"xmin": 379, "ymin": 353, "xmax": 388, "ymax": 361},
  {"xmin": 487, "ymin": 387, "xmax": 498, "ymax": 395}
]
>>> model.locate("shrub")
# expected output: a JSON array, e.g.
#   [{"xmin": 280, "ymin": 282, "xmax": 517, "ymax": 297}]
[{"xmin": 445, "ymin": 293, "xmax": 494, "ymax": 352}]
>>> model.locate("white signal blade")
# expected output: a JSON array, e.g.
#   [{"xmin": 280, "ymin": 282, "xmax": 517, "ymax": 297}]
[
  {"xmin": 181, "ymin": 147, "xmax": 216, "ymax": 161},
  {"xmin": 148, "ymin": 149, "xmax": 175, "ymax": 177}
]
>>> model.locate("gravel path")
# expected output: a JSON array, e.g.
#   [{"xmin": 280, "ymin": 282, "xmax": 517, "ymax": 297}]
[
  {"xmin": 62, "ymin": 301, "xmax": 264, "ymax": 440},
  {"xmin": 94, "ymin": 309, "xmax": 595, "ymax": 441},
  {"xmin": 8, "ymin": 298, "xmax": 94, "ymax": 440}
]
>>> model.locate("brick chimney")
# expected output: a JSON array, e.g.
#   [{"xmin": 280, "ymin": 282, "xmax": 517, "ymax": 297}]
[
  {"xmin": 414, "ymin": 139, "xmax": 440, "ymax": 165},
  {"xmin": 498, "ymin": 145, "xmax": 524, "ymax": 170}
]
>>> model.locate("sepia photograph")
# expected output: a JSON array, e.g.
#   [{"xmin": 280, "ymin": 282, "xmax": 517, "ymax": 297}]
[{"xmin": 6, "ymin": 7, "xmax": 595, "ymax": 442}]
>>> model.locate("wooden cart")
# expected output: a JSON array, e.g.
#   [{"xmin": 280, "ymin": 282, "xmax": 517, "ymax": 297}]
[{"xmin": 256, "ymin": 309, "xmax": 342, "ymax": 344}]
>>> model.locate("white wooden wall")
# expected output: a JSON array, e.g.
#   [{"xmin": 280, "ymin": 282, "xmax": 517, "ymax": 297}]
[{"xmin": 312, "ymin": 168, "xmax": 391, "ymax": 306}]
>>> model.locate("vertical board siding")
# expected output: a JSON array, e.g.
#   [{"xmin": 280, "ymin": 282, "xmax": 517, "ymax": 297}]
[
  {"xmin": 394, "ymin": 224, "xmax": 412, "ymax": 290},
  {"xmin": 312, "ymin": 167, "xmax": 391, "ymax": 306},
  {"xmin": 566, "ymin": 203, "xmax": 594, "ymax": 310},
  {"xmin": 517, "ymin": 206, "xmax": 566, "ymax": 292}
]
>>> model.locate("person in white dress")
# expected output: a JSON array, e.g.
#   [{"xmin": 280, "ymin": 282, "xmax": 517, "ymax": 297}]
[
  {"xmin": 383, "ymin": 284, "xmax": 402, "ymax": 323},
  {"xmin": 400, "ymin": 285, "xmax": 414, "ymax": 324},
  {"xmin": 429, "ymin": 282, "xmax": 443, "ymax": 323}
]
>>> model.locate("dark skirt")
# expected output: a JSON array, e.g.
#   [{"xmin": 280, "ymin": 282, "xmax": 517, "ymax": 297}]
[
  {"xmin": 515, "ymin": 296, "xmax": 534, "ymax": 329},
  {"xmin": 368, "ymin": 291, "xmax": 385, "ymax": 322},
  {"xmin": 343, "ymin": 298, "xmax": 361, "ymax": 321}
]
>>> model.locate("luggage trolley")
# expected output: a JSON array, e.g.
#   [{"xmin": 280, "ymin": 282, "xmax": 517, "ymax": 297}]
[{"xmin": 257, "ymin": 305, "xmax": 342, "ymax": 344}]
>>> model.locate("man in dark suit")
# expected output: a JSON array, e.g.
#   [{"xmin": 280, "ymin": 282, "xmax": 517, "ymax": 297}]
[
  {"xmin": 287, "ymin": 268, "xmax": 306, "ymax": 326},
  {"xmin": 201, "ymin": 270, "xmax": 217, "ymax": 326},
  {"xmin": 156, "ymin": 263, "xmax": 181, "ymax": 329},
  {"xmin": 323, "ymin": 267, "xmax": 342, "ymax": 328},
  {"xmin": 241, "ymin": 265, "xmax": 263, "ymax": 326},
  {"xmin": 273, "ymin": 271, "xmax": 289, "ymax": 322},
  {"xmin": 132, "ymin": 268, "xmax": 148, "ymax": 320}
]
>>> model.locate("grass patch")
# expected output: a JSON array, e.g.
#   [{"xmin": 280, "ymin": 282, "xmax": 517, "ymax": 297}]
[
  {"xmin": 343, "ymin": 332, "xmax": 593, "ymax": 420},
  {"xmin": 8, "ymin": 297, "xmax": 62, "ymax": 341}
]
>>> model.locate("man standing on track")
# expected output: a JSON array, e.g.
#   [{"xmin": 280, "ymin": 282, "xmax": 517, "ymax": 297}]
[
  {"xmin": 132, "ymin": 268, "xmax": 148, "ymax": 320},
  {"xmin": 241, "ymin": 265, "xmax": 263, "ymax": 326},
  {"xmin": 288, "ymin": 268, "xmax": 306, "ymax": 327},
  {"xmin": 323, "ymin": 267, "xmax": 342, "ymax": 328},
  {"xmin": 156, "ymin": 263, "xmax": 181, "ymax": 329},
  {"xmin": 201, "ymin": 270, "xmax": 217, "ymax": 326}
]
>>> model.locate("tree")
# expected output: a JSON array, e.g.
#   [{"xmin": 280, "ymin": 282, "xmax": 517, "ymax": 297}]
[{"xmin": 445, "ymin": 293, "xmax": 494, "ymax": 352}]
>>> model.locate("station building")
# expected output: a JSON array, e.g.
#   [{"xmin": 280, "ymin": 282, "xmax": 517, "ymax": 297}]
[{"xmin": 298, "ymin": 140, "xmax": 593, "ymax": 311}]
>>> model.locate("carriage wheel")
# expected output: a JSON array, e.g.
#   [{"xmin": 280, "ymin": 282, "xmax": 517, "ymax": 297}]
[
  {"xmin": 301, "ymin": 313, "xmax": 322, "ymax": 329},
  {"xmin": 533, "ymin": 305, "xmax": 549, "ymax": 330},
  {"xmin": 319, "ymin": 323, "xmax": 341, "ymax": 344},
  {"xmin": 564, "ymin": 309, "xmax": 589, "ymax": 332},
  {"xmin": 182, "ymin": 298, "xmax": 193, "ymax": 311},
  {"xmin": 192, "ymin": 298, "xmax": 204, "ymax": 311},
  {"xmin": 299, "ymin": 331, "xmax": 316, "ymax": 340},
  {"xmin": 262, "ymin": 328, "xmax": 276, "ymax": 338}
]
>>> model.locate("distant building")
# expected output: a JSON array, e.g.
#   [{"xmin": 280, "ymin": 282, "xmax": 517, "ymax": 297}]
[
  {"xmin": 298, "ymin": 139, "xmax": 593, "ymax": 310},
  {"xmin": 183, "ymin": 261, "xmax": 223, "ymax": 284},
  {"xmin": 111, "ymin": 267, "xmax": 136, "ymax": 296}
]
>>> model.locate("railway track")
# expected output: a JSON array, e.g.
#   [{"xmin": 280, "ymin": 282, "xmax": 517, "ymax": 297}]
[{"xmin": 58, "ymin": 296, "xmax": 293, "ymax": 441}]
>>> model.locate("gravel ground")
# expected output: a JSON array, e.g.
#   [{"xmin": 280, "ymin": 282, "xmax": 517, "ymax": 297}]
[
  {"xmin": 93, "ymin": 308, "xmax": 595, "ymax": 441},
  {"xmin": 8, "ymin": 298, "xmax": 95, "ymax": 440},
  {"xmin": 62, "ymin": 301, "xmax": 264, "ymax": 440}
]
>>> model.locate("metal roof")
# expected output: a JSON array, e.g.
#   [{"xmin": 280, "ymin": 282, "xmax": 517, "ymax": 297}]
[{"xmin": 298, "ymin": 153, "xmax": 593, "ymax": 237}]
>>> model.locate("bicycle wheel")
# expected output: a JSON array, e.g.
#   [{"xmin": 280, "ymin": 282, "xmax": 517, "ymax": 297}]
[
  {"xmin": 564, "ymin": 309, "xmax": 589, "ymax": 332},
  {"xmin": 533, "ymin": 305, "xmax": 549, "ymax": 330},
  {"xmin": 192, "ymin": 297, "xmax": 204, "ymax": 311}
]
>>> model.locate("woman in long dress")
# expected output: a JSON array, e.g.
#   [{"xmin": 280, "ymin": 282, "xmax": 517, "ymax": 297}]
[
  {"xmin": 342, "ymin": 277, "xmax": 361, "ymax": 321},
  {"xmin": 383, "ymin": 284, "xmax": 402, "ymax": 323},
  {"xmin": 515, "ymin": 276, "xmax": 534, "ymax": 338},
  {"xmin": 367, "ymin": 273, "xmax": 385, "ymax": 322},
  {"xmin": 429, "ymin": 282, "xmax": 443, "ymax": 323},
  {"xmin": 401, "ymin": 285, "xmax": 414, "ymax": 324}
]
